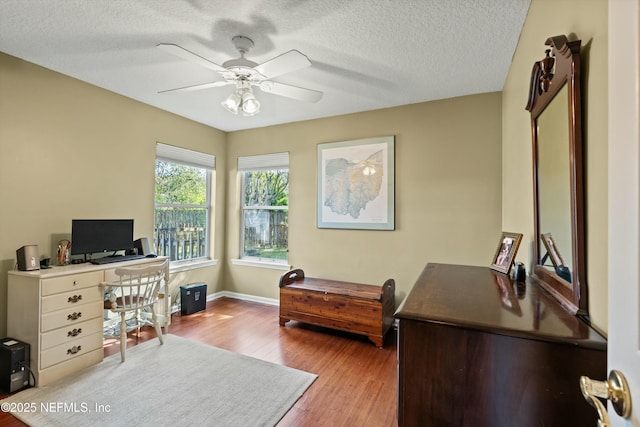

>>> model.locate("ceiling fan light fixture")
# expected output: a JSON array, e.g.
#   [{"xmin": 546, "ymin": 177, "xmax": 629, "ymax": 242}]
[
  {"xmin": 221, "ymin": 90, "xmax": 241, "ymax": 114},
  {"xmin": 159, "ymin": 37, "xmax": 322, "ymax": 118},
  {"xmin": 241, "ymin": 89, "xmax": 261, "ymax": 116}
]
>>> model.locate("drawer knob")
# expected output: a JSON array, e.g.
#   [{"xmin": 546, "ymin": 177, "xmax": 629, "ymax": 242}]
[
  {"xmin": 67, "ymin": 345, "xmax": 82, "ymax": 355},
  {"xmin": 67, "ymin": 328, "xmax": 82, "ymax": 337},
  {"xmin": 67, "ymin": 312, "xmax": 82, "ymax": 321},
  {"xmin": 67, "ymin": 294, "xmax": 82, "ymax": 303},
  {"xmin": 72, "ymin": 280, "xmax": 78, "ymax": 286}
]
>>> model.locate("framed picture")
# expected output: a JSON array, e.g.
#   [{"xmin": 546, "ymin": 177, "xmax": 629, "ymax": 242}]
[
  {"xmin": 317, "ymin": 136, "xmax": 395, "ymax": 230},
  {"xmin": 540, "ymin": 232, "xmax": 566, "ymax": 267},
  {"xmin": 490, "ymin": 232, "xmax": 523, "ymax": 274}
]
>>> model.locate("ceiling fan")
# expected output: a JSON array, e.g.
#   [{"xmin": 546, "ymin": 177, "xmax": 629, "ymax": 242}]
[{"xmin": 157, "ymin": 36, "xmax": 323, "ymax": 116}]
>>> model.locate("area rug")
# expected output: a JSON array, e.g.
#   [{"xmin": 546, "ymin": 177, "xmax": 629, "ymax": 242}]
[{"xmin": 0, "ymin": 334, "xmax": 317, "ymax": 426}]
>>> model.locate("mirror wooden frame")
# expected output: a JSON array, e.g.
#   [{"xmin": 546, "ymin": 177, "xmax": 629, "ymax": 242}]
[{"xmin": 526, "ymin": 35, "xmax": 586, "ymax": 316}]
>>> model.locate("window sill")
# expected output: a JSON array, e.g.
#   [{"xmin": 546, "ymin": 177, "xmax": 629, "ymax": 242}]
[
  {"xmin": 169, "ymin": 258, "xmax": 218, "ymax": 273},
  {"xmin": 231, "ymin": 259, "xmax": 290, "ymax": 270}
]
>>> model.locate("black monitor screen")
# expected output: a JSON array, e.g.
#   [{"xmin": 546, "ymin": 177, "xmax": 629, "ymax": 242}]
[{"xmin": 70, "ymin": 219, "xmax": 134, "ymax": 255}]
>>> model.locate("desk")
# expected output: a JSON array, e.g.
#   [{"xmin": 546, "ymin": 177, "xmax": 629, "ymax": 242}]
[
  {"xmin": 7, "ymin": 257, "xmax": 169, "ymax": 387},
  {"xmin": 394, "ymin": 263, "xmax": 607, "ymax": 427}
]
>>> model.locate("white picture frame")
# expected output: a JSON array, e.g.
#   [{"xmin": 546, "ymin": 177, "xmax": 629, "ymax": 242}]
[{"xmin": 317, "ymin": 136, "xmax": 395, "ymax": 230}]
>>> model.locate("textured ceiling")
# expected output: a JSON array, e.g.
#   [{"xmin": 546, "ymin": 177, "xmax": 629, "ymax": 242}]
[{"xmin": 0, "ymin": 0, "xmax": 530, "ymax": 132}]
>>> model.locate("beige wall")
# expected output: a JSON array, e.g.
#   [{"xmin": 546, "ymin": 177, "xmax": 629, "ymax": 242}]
[
  {"xmin": 5, "ymin": 0, "xmax": 608, "ymax": 337},
  {"xmin": 502, "ymin": 0, "xmax": 608, "ymax": 333},
  {"xmin": 0, "ymin": 52, "xmax": 227, "ymax": 335},
  {"xmin": 225, "ymin": 94, "xmax": 503, "ymax": 305},
  {"xmin": 0, "ymin": 52, "xmax": 502, "ymax": 336},
  {"xmin": 0, "ymin": 0, "xmax": 607, "ymax": 337}
]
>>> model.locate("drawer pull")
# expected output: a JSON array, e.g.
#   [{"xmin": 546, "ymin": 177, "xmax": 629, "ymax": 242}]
[
  {"xmin": 323, "ymin": 291, "xmax": 329, "ymax": 302},
  {"xmin": 67, "ymin": 345, "xmax": 82, "ymax": 355},
  {"xmin": 67, "ymin": 328, "xmax": 82, "ymax": 337},
  {"xmin": 67, "ymin": 294, "xmax": 82, "ymax": 303},
  {"xmin": 72, "ymin": 280, "xmax": 78, "ymax": 286},
  {"xmin": 67, "ymin": 312, "xmax": 82, "ymax": 321}
]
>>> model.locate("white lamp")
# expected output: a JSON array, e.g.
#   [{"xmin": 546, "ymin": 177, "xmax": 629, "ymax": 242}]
[
  {"xmin": 241, "ymin": 89, "xmax": 261, "ymax": 116},
  {"xmin": 221, "ymin": 90, "xmax": 241, "ymax": 114},
  {"xmin": 221, "ymin": 80, "xmax": 261, "ymax": 116}
]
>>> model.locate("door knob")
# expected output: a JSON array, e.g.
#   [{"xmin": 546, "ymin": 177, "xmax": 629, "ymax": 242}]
[{"xmin": 580, "ymin": 370, "xmax": 632, "ymax": 427}]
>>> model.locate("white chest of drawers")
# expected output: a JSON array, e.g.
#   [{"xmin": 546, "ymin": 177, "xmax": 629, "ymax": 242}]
[{"xmin": 7, "ymin": 258, "xmax": 167, "ymax": 387}]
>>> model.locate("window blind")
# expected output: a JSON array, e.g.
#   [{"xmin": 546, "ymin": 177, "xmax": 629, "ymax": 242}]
[
  {"xmin": 156, "ymin": 142, "xmax": 216, "ymax": 170},
  {"xmin": 238, "ymin": 152, "xmax": 289, "ymax": 171}
]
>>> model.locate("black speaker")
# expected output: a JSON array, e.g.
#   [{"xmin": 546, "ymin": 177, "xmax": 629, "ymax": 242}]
[
  {"xmin": 134, "ymin": 237, "xmax": 156, "ymax": 257},
  {"xmin": 16, "ymin": 245, "xmax": 39, "ymax": 271}
]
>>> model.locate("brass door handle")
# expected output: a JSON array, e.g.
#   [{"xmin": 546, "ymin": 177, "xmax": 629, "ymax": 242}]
[{"xmin": 580, "ymin": 370, "xmax": 632, "ymax": 427}]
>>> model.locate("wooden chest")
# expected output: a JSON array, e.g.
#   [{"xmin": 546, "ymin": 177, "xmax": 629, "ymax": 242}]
[{"xmin": 279, "ymin": 269, "xmax": 395, "ymax": 348}]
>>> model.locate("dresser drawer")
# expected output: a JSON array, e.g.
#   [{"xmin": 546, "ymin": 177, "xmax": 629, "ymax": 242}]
[
  {"xmin": 41, "ymin": 301, "xmax": 103, "ymax": 333},
  {"xmin": 41, "ymin": 286, "xmax": 103, "ymax": 313},
  {"xmin": 103, "ymin": 260, "xmax": 161, "ymax": 283},
  {"xmin": 41, "ymin": 318, "xmax": 103, "ymax": 350},
  {"xmin": 41, "ymin": 271, "xmax": 103, "ymax": 296},
  {"xmin": 41, "ymin": 332, "xmax": 103, "ymax": 369}
]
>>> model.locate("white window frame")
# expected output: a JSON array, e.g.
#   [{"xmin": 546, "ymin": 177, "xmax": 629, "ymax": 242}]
[
  {"xmin": 155, "ymin": 143, "xmax": 216, "ymax": 270},
  {"xmin": 234, "ymin": 152, "xmax": 290, "ymax": 269}
]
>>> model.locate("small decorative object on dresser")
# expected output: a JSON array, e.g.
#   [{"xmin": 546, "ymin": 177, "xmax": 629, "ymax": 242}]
[
  {"xmin": 490, "ymin": 232, "xmax": 523, "ymax": 274},
  {"xmin": 279, "ymin": 269, "xmax": 395, "ymax": 348}
]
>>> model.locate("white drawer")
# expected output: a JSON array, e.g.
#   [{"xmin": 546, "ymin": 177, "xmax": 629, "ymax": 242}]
[
  {"xmin": 40, "ymin": 332, "xmax": 103, "ymax": 369},
  {"xmin": 41, "ymin": 317, "xmax": 103, "ymax": 350},
  {"xmin": 41, "ymin": 286, "xmax": 103, "ymax": 313},
  {"xmin": 42, "ymin": 271, "xmax": 103, "ymax": 296},
  {"xmin": 41, "ymin": 301, "xmax": 103, "ymax": 333},
  {"xmin": 38, "ymin": 348, "xmax": 103, "ymax": 387},
  {"xmin": 103, "ymin": 260, "xmax": 162, "ymax": 283}
]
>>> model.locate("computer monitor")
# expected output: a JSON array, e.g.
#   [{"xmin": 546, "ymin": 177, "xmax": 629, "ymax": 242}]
[{"xmin": 70, "ymin": 219, "xmax": 134, "ymax": 256}]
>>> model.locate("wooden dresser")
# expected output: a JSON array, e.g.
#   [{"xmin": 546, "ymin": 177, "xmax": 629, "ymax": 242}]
[
  {"xmin": 394, "ymin": 263, "xmax": 607, "ymax": 427},
  {"xmin": 7, "ymin": 257, "xmax": 167, "ymax": 387}
]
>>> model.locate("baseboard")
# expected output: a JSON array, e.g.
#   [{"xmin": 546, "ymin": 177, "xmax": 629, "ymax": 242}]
[
  {"xmin": 208, "ymin": 290, "xmax": 279, "ymax": 306},
  {"xmin": 169, "ymin": 290, "xmax": 399, "ymax": 330},
  {"xmin": 169, "ymin": 290, "xmax": 279, "ymax": 313}
]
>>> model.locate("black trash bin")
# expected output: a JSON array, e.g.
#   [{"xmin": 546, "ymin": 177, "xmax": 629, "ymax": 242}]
[{"xmin": 180, "ymin": 283, "xmax": 207, "ymax": 315}]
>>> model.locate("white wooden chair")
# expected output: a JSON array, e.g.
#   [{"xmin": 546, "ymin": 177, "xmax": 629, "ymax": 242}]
[{"xmin": 101, "ymin": 259, "xmax": 169, "ymax": 362}]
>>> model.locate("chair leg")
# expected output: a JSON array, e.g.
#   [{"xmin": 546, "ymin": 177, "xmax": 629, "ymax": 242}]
[
  {"xmin": 136, "ymin": 309, "xmax": 141, "ymax": 337},
  {"xmin": 120, "ymin": 311, "xmax": 127, "ymax": 362},
  {"xmin": 152, "ymin": 310, "xmax": 164, "ymax": 346}
]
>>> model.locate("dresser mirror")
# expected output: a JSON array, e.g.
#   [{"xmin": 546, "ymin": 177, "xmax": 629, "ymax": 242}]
[{"xmin": 526, "ymin": 35, "xmax": 586, "ymax": 316}]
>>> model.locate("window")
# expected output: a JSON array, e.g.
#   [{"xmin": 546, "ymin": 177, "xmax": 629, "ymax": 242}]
[
  {"xmin": 155, "ymin": 143, "xmax": 215, "ymax": 263},
  {"xmin": 239, "ymin": 152, "xmax": 289, "ymax": 264}
]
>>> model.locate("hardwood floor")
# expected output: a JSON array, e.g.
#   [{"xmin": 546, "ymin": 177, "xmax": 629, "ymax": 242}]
[{"xmin": 0, "ymin": 297, "xmax": 398, "ymax": 426}]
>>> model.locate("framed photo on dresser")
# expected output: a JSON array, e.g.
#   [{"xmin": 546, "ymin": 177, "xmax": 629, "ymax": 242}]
[{"xmin": 490, "ymin": 232, "xmax": 523, "ymax": 274}]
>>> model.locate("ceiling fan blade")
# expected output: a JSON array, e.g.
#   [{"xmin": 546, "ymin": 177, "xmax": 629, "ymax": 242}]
[
  {"xmin": 258, "ymin": 81, "xmax": 323, "ymax": 103},
  {"xmin": 159, "ymin": 80, "xmax": 233, "ymax": 94},
  {"xmin": 254, "ymin": 50, "xmax": 311, "ymax": 79},
  {"xmin": 157, "ymin": 43, "xmax": 228, "ymax": 73}
]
